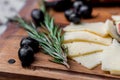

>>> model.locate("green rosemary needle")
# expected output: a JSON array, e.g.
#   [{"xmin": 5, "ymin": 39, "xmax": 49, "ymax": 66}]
[{"xmin": 16, "ymin": 12, "xmax": 69, "ymax": 68}]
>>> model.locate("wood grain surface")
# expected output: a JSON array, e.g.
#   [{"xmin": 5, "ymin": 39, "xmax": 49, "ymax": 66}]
[{"xmin": 1, "ymin": 0, "xmax": 120, "ymax": 80}]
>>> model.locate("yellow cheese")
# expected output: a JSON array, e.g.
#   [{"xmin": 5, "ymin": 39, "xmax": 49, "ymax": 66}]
[
  {"xmin": 72, "ymin": 52, "xmax": 102, "ymax": 69},
  {"xmin": 64, "ymin": 42, "xmax": 105, "ymax": 57},
  {"xmin": 64, "ymin": 31, "xmax": 112, "ymax": 46},
  {"xmin": 101, "ymin": 39, "xmax": 120, "ymax": 74},
  {"xmin": 63, "ymin": 22, "xmax": 109, "ymax": 37}
]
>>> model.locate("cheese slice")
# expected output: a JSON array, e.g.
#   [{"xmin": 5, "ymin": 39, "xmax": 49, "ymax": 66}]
[
  {"xmin": 64, "ymin": 42, "xmax": 105, "ymax": 57},
  {"xmin": 101, "ymin": 39, "xmax": 120, "ymax": 73},
  {"xmin": 64, "ymin": 31, "xmax": 112, "ymax": 46},
  {"xmin": 63, "ymin": 22, "xmax": 108, "ymax": 37},
  {"xmin": 72, "ymin": 52, "xmax": 102, "ymax": 69}
]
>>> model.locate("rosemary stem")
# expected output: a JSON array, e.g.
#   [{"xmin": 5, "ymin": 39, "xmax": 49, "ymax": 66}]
[
  {"xmin": 15, "ymin": 8, "xmax": 70, "ymax": 68},
  {"xmin": 62, "ymin": 61, "xmax": 70, "ymax": 68}
]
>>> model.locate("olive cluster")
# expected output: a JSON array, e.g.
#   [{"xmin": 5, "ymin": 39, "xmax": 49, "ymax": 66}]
[
  {"xmin": 45, "ymin": 0, "xmax": 93, "ymax": 24},
  {"xmin": 18, "ymin": 37, "xmax": 39, "ymax": 67}
]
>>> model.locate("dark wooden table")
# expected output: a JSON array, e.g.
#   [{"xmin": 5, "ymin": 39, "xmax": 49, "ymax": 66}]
[{"xmin": 0, "ymin": 0, "xmax": 120, "ymax": 80}]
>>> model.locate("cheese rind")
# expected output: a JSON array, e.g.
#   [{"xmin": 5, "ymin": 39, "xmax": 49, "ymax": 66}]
[
  {"xmin": 63, "ymin": 22, "xmax": 108, "ymax": 37},
  {"xmin": 64, "ymin": 31, "xmax": 112, "ymax": 46},
  {"xmin": 64, "ymin": 42, "xmax": 105, "ymax": 57},
  {"xmin": 73, "ymin": 52, "xmax": 102, "ymax": 69}
]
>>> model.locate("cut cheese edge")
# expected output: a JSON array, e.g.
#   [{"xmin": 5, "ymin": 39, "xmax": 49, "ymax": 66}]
[
  {"xmin": 63, "ymin": 22, "xmax": 109, "ymax": 37},
  {"xmin": 64, "ymin": 31, "xmax": 112, "ymax": 46},
  {"xmin": 72, "ymin": 52, "xmax": 102, "ymax": 69},
  {"xmin": 63, "ymin": 42, "xmax": 105, "ymax": 57},
  {"xmin": 101, "ymin": 39, "xmax": 120, "ymax": 74},
  {"xmin": 106, "ymin": 19, "xmax": 120, "ymax": 42},
  {"xmin": 114, "ymin": 21, "xmax": 120, "ymax": 35},
  {"xmin": 111, "ymin": 16, "xmax": 120, "ymax": 35}
]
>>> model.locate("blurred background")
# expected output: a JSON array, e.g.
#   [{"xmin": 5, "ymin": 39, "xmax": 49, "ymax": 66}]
[
  {"xmin": 0, "ymin": 0, "xmax": 120, "ymax": 35},
  {"xmin": 0, "ymin": 0, "xmax": 26, "ymax": 35}
]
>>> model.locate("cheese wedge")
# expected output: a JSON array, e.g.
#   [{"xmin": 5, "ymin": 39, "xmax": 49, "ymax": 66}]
[
  {"xmin": 64, "ymin": 31, "xmax": 112, "ymax": 46},
  {"xmin": 63, "ymin": 22, "xmax": 109, "ymax": 37},
  {"xmin": 101, "ymin": 39, "xmax": 120, "ymax": 73},
  {"xmin": 64, "ymin": 42, "xmax": 105, "ymax": 57},
  {"xmin": 73, "ymin": 52, "xmax": 102, "ymax": 69}
]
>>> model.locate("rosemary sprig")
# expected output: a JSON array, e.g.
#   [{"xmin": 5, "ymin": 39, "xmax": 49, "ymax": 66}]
[{"xmin": 16, "ymin": 13, "xmax": 69, "ymax": 68}]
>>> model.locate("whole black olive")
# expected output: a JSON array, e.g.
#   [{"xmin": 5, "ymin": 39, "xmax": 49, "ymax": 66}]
[
  {"xmin": 64, "ymin": 9, "xmax": 80, "ymax": 24},
  {"xmin": 64, "ymin": 9, "xmax": 73, "ymax": 21},
  {"xmin": 73, "ymin": 1, "xmax": 84, "ymax": 13},
  {"xmin": 73, "ymin": 0, "xmax": 92, "ymax": 18},
  {"xmin": 20, "ymin": 37, "xmax": 39, "ymax": 53},
  {"xmin": 44, "ymin": 0, "xmax": 56, "ymax": 10},
  {"xmin": 18, "ymin": 45, "xmax": 34, "ymax": 67},
  {"xmin": 78, "ymin": 4, "xmax": 92, "ymax": 18},
  {"xmin": 45, "ymin": 0, "xmax": 72, "ymax": 12},
  {"xmin": 31, "ymin": 9, "xmax": 44, "ymax": 26},
  {"xmin": 69, "ymin": 13, "xmax": 80, "ymax": 24}
]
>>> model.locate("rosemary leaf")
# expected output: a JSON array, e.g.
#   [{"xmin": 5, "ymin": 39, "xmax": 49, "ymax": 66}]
[{"xmin": 16, "ymin": 13, "xmax": 69, "ymax": 68}]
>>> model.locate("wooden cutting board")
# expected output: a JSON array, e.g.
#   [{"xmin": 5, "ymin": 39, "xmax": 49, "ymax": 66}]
[{"xmin": 0, "ymin": 0, "xmax": 120, "ymax": 80}]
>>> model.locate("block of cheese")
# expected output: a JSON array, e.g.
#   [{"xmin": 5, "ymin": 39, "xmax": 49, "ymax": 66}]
[
  {"xmin": 111, "ymin": 16, "xmax": 120, "ymax": 34},
  {"xmin": 64, "ymin": 42, "xmax": 105, "ymax": 57},
  {"xmin": 111, "ymin": 15, "xmax": 120, "ymax": 21},
  {"xmin": 115, "ymin": 21, "xmax": 120, "ymax": 35},
  {"xmin": 64, "ymin": 31, "xmax": 112, "ymax": 46},
  {"xmin": 101, "ymin": 39, "xmax": 120, "ymax": 74},
  {"xmin": 63, "ymin": 22, "xmax": 109, "ymax": 37},
  {"xmin": 106, "ymin": 19, "xmax": 120, "ymax": 43},
  {"xmin": 72, "ymin": 52, "xmax": 102, "ymax": 69}
]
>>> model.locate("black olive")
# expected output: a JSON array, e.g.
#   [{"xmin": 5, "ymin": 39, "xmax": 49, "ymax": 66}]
[
  {"xmin": 75, "ymin": 0, "xmax": 90, "ymax": 4},
  {"xmin": 64, "ymin": 9, "xmax": 80, "ymax": 24},
  {"xmin": 20, "ymin": 37, "xmax": 39, "ymax": 53},
  {"xmin": 78, "ymin": 4, "xmax": 92, "ymax": 18},
  {"xmin": 45, "ymin": 0, "xmax": 72, "ymax": 12},
  {"xmin": 18, "ymin": 45, "xmax": 34, "ymax": 67},
  {"xmin": 44, "ymin": 0, "xmax": 57, "ymax": 10},
  {"xmin": 73, "ymin": 0, "xmax": 92, "ymax": 18},
  {"xmin": 64, "ymin": 9, "xmax": 73, "ymax": 21},
  {"xmin": 31, "ymin": 9, "xmax": 44, "ymax": 26},
  {"xmin": 73, "ymin": 1, "xmax": 84, "ymax": 13},
  {"xmin": 69, "ymin": 13, "xmax": 80, "ymax": 24}
]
